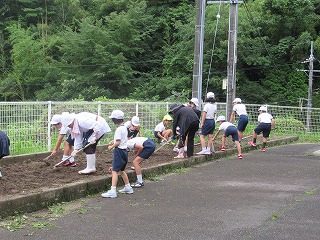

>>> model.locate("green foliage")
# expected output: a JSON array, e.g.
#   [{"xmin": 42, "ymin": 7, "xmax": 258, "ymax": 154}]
[
  {"xmin": 273, "ymin": 116, "xmax": 306, "ymax": 134},
  {"xmin": 0, "ymin": 0, "xmax": 319, "ymax": 105}
]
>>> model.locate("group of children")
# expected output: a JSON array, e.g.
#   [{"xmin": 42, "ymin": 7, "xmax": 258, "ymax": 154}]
[
  {"xmin": 50, "ymin": 95, "xmax": 275, "ymax": 198},
  {"xmin": 50, "ymin": 110, "xmax": 156, "ymax": 198}
]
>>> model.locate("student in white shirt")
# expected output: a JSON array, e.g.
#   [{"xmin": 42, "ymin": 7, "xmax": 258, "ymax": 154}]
[
  {"xmin": 61, "ymin": 111, "xmax": 111, "ymax": 174},
  {"xmin": 213, "ymin": 116, "xmax": 242, "ymax": 159}
]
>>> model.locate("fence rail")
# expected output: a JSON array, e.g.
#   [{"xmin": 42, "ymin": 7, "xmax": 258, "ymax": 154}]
[{"xmin": 0, "ymin": 101, "xmax": 319, "ymax": 156}]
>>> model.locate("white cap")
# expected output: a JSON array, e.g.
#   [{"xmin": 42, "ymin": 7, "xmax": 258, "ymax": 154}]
[
  {"xmin": 233, "ymin": 98, "xmax": 241, "ymax": 103},
  {"xmin": 50, "ymin": 114, "xmax": 61, "ymax": 124},
  {"xmin": 216, "ymin": 116, "xmax": 226, "ymax": 122},
  {"xmin": 110, "ymin": 110, "xmax": 124, "ymax": 119},
  {"xmin": 190, "ymin": 98, "xmax": 199, "ymax": 107},
  {"xmin": 61, "ymin": 112, "xmax": 76, "ymax": 127},
  {"xmin": 207, "ymin": 92, "xmax": 215, "ymax": 99},
  {"xmin": 131, "ymin": 116, "xmax": 140, "ymax": 126},
  {"xmin": 259, "ymin": 106, "xmax": 267, "ymax": 112}
]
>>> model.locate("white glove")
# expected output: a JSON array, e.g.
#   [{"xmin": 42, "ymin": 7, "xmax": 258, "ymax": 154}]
[
  {"xmin": 71, "ymin": 149, "xmax": 78, "ymax": 157},
  {"xmin": 89, "ymin": 136, "xmax": 96, "ymax": 145}
]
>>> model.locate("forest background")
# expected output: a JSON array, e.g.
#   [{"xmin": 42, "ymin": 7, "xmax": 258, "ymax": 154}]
[{"xmin": 0, "ymin": 0, "xmax": 320, "ymax": 107}]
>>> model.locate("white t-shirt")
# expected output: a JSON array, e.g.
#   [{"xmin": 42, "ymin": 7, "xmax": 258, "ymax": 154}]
[
  {"xmin": 71, "ymin": 112, "xmax": 112, "ymax": 149},
  {"xmin": 127, "ymin": 137, "xmax": 148, "ymax": 150},
  {"xmin": 114, "ymin": 125, "xmax": 128, "ymax": 149},
  {"xmin": 59, "ymin": 126, "xmax": 71, "ymax": 135},
  {"xmin": 154, "ymin": 122, "xmax": 166, "ymax": 132},
  {"xmin": 233, "ymin": 103, "xmax": 247, "ymax": 116},
  {"xmin": 258, "ymin": 113, "xmax": 273, "ymax": 123},
  {"xmin": 203, "ymin": 103, "xmax": 217, "ymax": 119},
  {"xmin": 218, "ymin": 122, "xmax": 234, "ymax": 131}
]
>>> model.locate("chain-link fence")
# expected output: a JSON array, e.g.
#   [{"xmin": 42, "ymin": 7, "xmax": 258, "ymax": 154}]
[{"xmin": 0, "ymin": 101, "xmax": 319, "ymax": 156}]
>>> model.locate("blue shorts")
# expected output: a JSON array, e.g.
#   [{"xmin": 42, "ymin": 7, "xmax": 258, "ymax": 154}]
[
  {"xmin": 139, "ymin": 139, "xmax": 156, "ymax": 159},
  {"xmin": 112, "ymin": 147, "xmax": 128, "ymax": 172},
  {"xmin": 254, "ymin": 123, "xmax": 271, "ymax": 138},
  {"xmin": 237, "ymin": 115, "xmax": 248, "ymax": 132},
  {"xmin": 65, "ymin": 135, "xmax": 74, "ymax": 146},
  {"xmin": 201, "ymin": 119, "xmax": 215, "ymax": 135},
  {"xmin": 224, "ymin": 125, "xmax": 239, "ymax": 142},
  {"xmin": 154, "ymin": 131, "xmax": 162, "ymax": 139}
]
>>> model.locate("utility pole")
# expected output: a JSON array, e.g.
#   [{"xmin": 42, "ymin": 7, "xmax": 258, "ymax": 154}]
[
  {"xmin": 306, "ymin": 41, "xmax": 315, "ymax": 132},
  {"xmin": 192, "ymin": 0, "xmax": 206, "ymax": 110},
  {"xmin": 206, "ymin": 1, "xmax": 242, "ymax": 119}
]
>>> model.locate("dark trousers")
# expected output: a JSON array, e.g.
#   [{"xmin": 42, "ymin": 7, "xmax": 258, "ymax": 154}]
[{"xmin": 179, "ymin": 121, "xmax": 199, "ymax": 157}]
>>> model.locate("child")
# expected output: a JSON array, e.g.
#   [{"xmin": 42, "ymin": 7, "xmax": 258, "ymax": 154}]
[
  {"xmin": 61, "ymin": 111, "xmax": 111, "ymax": 174},
  {"xmin": 248, "ymin": 106, "xmax": 275, "ymax": 152},
  {"xmin": 229, "ymin": 98, "xmax": 248, "ymax": 143},
  {"xmin": 124, "ymin": 116, "xmax": 142, "ymax": 139},
  {"xmin": 127, "ymin": 137, "xmax": 156, "ymax": 188},
  {"xmin": 50, "ymin": 114, "xmax": 76, "ymax": 167},
  {"xmin": 197, "ymin": 92, "xmax": 217, "ymax": 155},
  {"xmin": 101, "ymin": 110, "xmax": 133, "ymax": 198},
  {"xmin": 154, "ymin": 114, "xmax": 173, "ymax": 144},
  {"xmin": 213, "ymin": 116, "xmax": 243, "ymax": 159}
]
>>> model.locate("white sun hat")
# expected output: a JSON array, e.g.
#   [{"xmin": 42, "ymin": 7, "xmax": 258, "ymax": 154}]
[
  {"xmin": 50, "ymin": 114, "xmax": 62, "ymax": 124},
  {"xmin": 259, "ymin": 106, "xmax": 267, "ymax": 112},
  {"xmin": 190, "ymin": 98, "xmax": 199, "ymax": 107},
  {"xmin": 61, "ymin": 112, "xmax": 76, "ymax": 127},
  {"xmin": 206, "ymin": 92, "xmax": 215, "ymax": 99},
  {"xmin": 216, "ymin": 116, "xmax": 226, "ymax": 122},
  {"xmin": 110, "ymin": 110, "xmax": 124, "ymax": 119},
  {"xmin": 131, "ymin": 116, "xmax": 140, "ymax": 126},
  {"xmin": 233, "ymin": 98, "xmax": 242, "ymax": 103}
]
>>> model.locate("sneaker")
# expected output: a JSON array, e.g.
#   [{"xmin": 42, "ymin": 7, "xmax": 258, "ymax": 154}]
[
  {"xmin": 101, "ymin": 190, "xmax": 117, "ymax": 198},
  {"xmin": 238, "ymin": 154, "xmax": 243, "ymax": 159},
  {"xmin": 261, "ymin": 148, "xmax": 266, "ymax": 152},
  {"xmin": 62, "ymin": 160, "xmax": 71, "ymax": 166},
  {"xmin": 248, "ymin": 141, "xmax": 257, "ymax": 147},
  {"xmin": 118, "ymin": 186, "xmax": 134, "ymax": 194},
  {"xmin": 173, "ymin": 147, "xmax": 179, "ymax": 152},
  {"xmin": 131, "ymin": 181, "xmax": 144, "ymax": 188},
  {"xmin": 69, "ymin": 161, "xmax": 77, "ymax": 167},
  {"xmin": 196, "ymin": 149, "xmax": 208, "ymax": 155},
  {"xmin": 220, "ymin": 146, "xmax": 226, "ymax": 151}
]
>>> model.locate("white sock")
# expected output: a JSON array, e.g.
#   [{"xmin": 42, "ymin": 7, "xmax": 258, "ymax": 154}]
[
  {"xmin": 137, "ymin": 174, "xmax": 143, "ymax": 183},
  {"xmin": 207, "ymin": 147, "xmax": 211, "ymax": 152},
  {"xmin": 125, "ymin": 183, "xmax": 131, "ymax": 188},
  {"xmin": 111, "ymin": 186, "xmax": 116, "ymax": 192},
  {"xmin": 202, "ymin": 147, "xmax": 206, "ymax": 151}
]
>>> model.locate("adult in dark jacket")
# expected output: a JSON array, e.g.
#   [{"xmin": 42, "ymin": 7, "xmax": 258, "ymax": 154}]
[
  {"xmin": 0, "ymin": 130, "xmax": 10, "ymax": 178},
  {"xmin": 169, "ymin": 103, "xmax": 199, "ymax": 158}
]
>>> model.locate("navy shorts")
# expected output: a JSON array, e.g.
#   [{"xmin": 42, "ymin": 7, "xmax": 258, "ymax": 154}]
[
  {"xmin": 254, "ymin": 123, "xmax": 271, "ymax": 138},
  {"xmin": 65, "ymin": 135, "xmax": 74, "ymax": 146},
  {"xmin": 237, "ymin": 115, "xmax": 248, "ymax": 132},
  {"xmin": 224, "ymin": 125, "xmax": 239, "ymax": 142},
  {"xmin": 139, "ymin": 139, "xmax": 156, "ymax": 159},
  {"xmin": 201, "ymin": 119, "xmax": 215, "ymax": 135},
  {"xmin": 154, "ymin": 131, "xmax": 162, "ymax": 139},
  {"xmin": 112, "ymin": 147, "xmax": 128, "ymax": 172}
]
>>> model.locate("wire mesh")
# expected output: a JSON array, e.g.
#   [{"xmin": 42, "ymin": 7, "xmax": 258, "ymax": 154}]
[{"xmin": 0, "ymin": 101, "xmax": 319, "ymax": 156}]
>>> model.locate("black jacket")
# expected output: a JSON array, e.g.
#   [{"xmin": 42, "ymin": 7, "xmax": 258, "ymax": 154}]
[
  {"xmin": 0, "ymin": 130, "xmax": 10, "ymax": 159},
  {"xmin": 171, "ymin": 105, "xmax": 199, "ymax": 137}
]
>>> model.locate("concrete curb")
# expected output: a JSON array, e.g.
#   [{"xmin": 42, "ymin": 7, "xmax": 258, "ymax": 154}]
[{"xmin": 0, "ymin": 136, "xmax": 298, "ymax": 218}]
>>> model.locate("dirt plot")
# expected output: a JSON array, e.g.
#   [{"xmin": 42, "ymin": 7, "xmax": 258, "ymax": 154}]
[{"xmin": 0, "ymin": 136, "xmax": 258, "ymax": 200}]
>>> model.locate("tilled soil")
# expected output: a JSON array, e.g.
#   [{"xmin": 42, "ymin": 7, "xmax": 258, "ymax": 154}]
[{"xmin": 0, "ymin": 136, "xmax": 255, "ymax": 200}]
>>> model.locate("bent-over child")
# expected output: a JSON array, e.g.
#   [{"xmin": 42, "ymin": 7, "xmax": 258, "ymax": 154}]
[
  {"xmin": 127, "ymin": 137, "xmax": 156, "ymax": 188},
  {"xmin": 229, "ymin": 98, "xmax": 248, "ymax": 143},
  {"xmin": 213, "ymin": 116, "xmax": 243, "ymax": 159}
]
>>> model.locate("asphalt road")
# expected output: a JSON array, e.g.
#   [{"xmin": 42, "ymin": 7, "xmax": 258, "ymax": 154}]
[{"xmin": 1, "ymin": 143, "xmax": 320, "ymax": 240}]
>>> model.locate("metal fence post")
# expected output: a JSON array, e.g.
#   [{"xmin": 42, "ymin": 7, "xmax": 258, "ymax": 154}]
[{"xmin": 47, "ymin": 101, "xmax": 52, "ymax": 152}]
